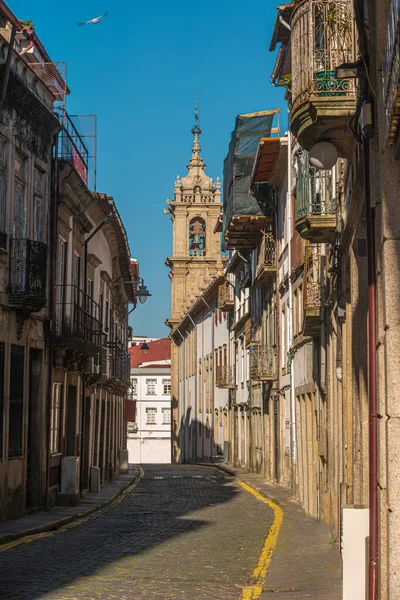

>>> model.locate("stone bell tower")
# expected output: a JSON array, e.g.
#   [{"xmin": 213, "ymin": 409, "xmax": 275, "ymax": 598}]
[
  {"xmin": 165, "ymin": 115, "xmax": 223, "ymax": 463},
  {"xmin": 165, "ymin": 119, "xmax": 223, "ymax": 329}
]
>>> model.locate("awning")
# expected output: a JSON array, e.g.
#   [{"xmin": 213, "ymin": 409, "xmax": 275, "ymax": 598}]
[{"xmin": 250, "ymin": 137, "xmax": 281, "ymax": 192}]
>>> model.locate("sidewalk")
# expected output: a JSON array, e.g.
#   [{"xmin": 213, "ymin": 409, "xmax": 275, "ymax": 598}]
[
  {"xmin": 0, "ymin": 466, "xmax": 141, "ymax": 546},
  {"xmin": 217, "ymin": 464, "xmax": 341, "ymax": 600}
]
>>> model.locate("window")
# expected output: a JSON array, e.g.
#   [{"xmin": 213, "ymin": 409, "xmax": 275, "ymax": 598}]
[
  {"xmin": 146, "ymin": 408, "xmax": 156, "ymax": 424},
  {"xmin": 9, "ymin": 345, "xmax": 24, "ymax": 459},
  {"xmin": 146, "ymin": 379, "xmax": 156, "ymax": 395},
  {"xmin": 162, "ymin": 378, "xmax": 171, "ymax": 395},
  {"xmin": 0, "ymin": 138, "xmax": 8, "ymax": 248},
  {"xmin": 131, "ymin": 378, "xmax": 137, "ymax": 396},
  {"xmin": 0, "ymin": 342, "xmax": 4, "ymax": 459},
  {"xmin": 162, "ymin": 408, "xmax": 171, "ymax": 424},
  {"xmin": 33, "ymin": 167, "xmax": 46, "ymax": 243},
  {"xmin": 51, "ymin": 384, "xmax": 62, "ymax": 454},
  {"xmin": 55, "ymin": 238, "xmax": 66, "ymax": 335},
  {"xmin": 13, "ymin": 153, "xmax": 27, "ymax": 238},
  {"xmin": 72, "ymin": 252, "xmax": 80, "ymax": 289},
  {"xmin": 99, "ymin": 292, "xmax": 104, "ymax": 327},
  {"xmin": 105, "ymin": 299, "xmax": 109, "ymax": 331},
  {"xmin": 87, "ymin": 278, "xmax": 93, "ymax": 299}
]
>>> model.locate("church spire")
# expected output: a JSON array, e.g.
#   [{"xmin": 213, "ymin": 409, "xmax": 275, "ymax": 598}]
[{"xmin": 187, "ymin": 100, "xmax": 205, "ymax": 171}]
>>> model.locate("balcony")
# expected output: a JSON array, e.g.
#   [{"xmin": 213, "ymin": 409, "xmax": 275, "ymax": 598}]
[
  {"xmin": 217, "ymin": 280, "xmax": 234, "ymax": 311},
  {"xmin": 54, "ymin": 285, "xmax": 102, "ymax": 356},
  {"xmin": 290, "ymin": 0, "xmax": 357, "ymax": 157},
  {"xmin": 0, "ymin": 28, "xmax": 65, "ymax": 134},
  {"xmin": 109, "ymin": 343, "xmax": 130, "ymax": 384},
  {"xmin": 295, "ymin": 152, "xmax": 337, "ymax": 242},
  {"xmin": 223, "ymin": 110, "xmax": 279, "ymax": 250},
  {"xmin": 58, "ymin": 113, "xmax": 89, "ymax": 187},
  {"xmin": 303, "ymin": 244, "xmax": 322, "ymax": 337},
  {"xmin": 8, "ymin": 238, "xmax": 47, "ymax": 312},
  {"xmin": 254, "ymin": 233, "xmax": 276, "ymax": 287},
  {"xmin": 383, "ymin": 0, "xmax": 400, "ymax": 150},
  {"xmin": 250, "ymin": 346, "xmax": 276, "ymax": 382},
  {"xmin": 233, "ymin": 297, "xmax": 250, "ymax": 332},
  {"xmin": 216, "ymin": 365, "xmax": 234, "ymax": 389}
]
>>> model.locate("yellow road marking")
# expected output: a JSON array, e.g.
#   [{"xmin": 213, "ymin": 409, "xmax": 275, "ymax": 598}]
[
  {"xmin": 0, "ymin": 467, "xmax": 144, "ymax": 553},
  {"xmin": 237, "ymin": 479, "xmax": 284, "ymax": 600}
]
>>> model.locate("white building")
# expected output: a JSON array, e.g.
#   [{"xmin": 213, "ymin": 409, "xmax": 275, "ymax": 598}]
[
  {"xmin": 127, "ymin": 338, "xmax": 171, "ymax": 464},
  {"xmin": 172, "ymin": 276, "xmax": 230, "ymax": 463}
]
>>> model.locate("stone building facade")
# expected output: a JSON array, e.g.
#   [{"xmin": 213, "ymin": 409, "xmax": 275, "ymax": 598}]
[
  {"xmin": 0, "ymin": 2, "xmax": 140, "ymax": 520},
  {"xmin": 50, "ymin": 185, "xmax": 133, "ymax": 504},
  {"xmin": 170, "ymin": 276, "xmax": 230, "ymax": 463},
  {"xmin": 0, "ymin": 5, "xmax": 62, "ymax": 519}
]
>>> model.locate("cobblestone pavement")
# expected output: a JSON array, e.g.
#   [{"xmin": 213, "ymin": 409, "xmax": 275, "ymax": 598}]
[{"xmin": 0, "ymin": 465, "xmax": 274, "ymax": 600}]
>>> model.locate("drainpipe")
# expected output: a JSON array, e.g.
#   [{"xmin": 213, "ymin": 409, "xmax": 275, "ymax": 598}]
[
  {"xmin": 317, "ymin": 243, "xmax": 327, "ymax": 521},
  {"xmin": 46, "ymin": 133, "xmax": 59, "ymax": 509},
  {"xmin": 287, "ymin": 129, "xmax": 296, "ymax": 467},
  {"xmin": 320, "ymin": 244, "xmax": 327, "ymax": 397},
  {"xmin": 364, "ymin": 135, "xmax": 378, "ymax": 600},
  {"xmin": 0, "ymin": 23, "xmax": 17, "ymax": 107}
]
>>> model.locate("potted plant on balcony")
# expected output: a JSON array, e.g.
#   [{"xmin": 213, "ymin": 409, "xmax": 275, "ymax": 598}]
[
  {"xmin": 18, "ymin": 19, "xmax": 35, "ymax": 32},
  {"xmin": 279, "ymin": 74, "xmax": 292, "ymax": 92}
]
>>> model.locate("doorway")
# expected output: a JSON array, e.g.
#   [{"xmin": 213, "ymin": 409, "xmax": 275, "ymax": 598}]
[
  {"xmin": 81, "ymin": 395, "xmax": 91, "ymax": 493},
  {"xmin": 27, "ymin": 349, "xmax": 43, "ymax": 509},
  {"xmin": 66, "ymin": 385, "xmax": 77, "ymax": 456}
]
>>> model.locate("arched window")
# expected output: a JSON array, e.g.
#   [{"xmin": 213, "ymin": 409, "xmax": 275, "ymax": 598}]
[{"xmin": 189, "ymin": 217, "xmax": 206, "ymax": 256}]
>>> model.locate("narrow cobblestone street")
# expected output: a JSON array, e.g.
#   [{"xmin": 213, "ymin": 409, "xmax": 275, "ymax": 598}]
[{"xmin": 0, "ymin": 466, "xmax": 274, "ymax": 600}]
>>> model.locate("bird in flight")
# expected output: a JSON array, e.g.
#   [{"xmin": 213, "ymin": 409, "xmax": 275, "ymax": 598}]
[{"xmin": 78, "ymin": 10, "xmax": 109, "ymax": 26}]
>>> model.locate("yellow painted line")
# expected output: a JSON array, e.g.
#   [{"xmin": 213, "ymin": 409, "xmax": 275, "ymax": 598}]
[
  {"xmin": 237, "ymin": 478, "xmax": 284, "ymax": 600},
  {"xmin": 0, "ymin": 467, "xmax": 144, "ymax": 553}
]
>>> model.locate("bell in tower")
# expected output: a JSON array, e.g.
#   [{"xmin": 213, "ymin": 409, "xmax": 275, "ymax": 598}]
[{"xmin": 189, "ymin": 218, "xmax": 205, "ymax": 253}]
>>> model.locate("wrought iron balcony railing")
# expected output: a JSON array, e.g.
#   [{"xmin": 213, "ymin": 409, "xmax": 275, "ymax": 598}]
[
  {"xmin": 295, "ymin": 152, "xmax": 337, "ymax": 243},
  {"xmin": 216, "ymin": 365, "xmax": 234, "ymax": 389},
  {"xmin": 290, "ymin": 0, "xmax": 357, "ymax": 155},
  {"xmin": 217, "ymin": 280, "xmax": 234, "ymax": 311},
  {"xmin": 54, "ymin": 285, "xmax": 102, "ymax": 348},
  {"xmin": 292, "ymin": 0, "xmax": 356, "ymax": 110},
  {"xmin": 250, "ymin": 346, "xmax": 276, "ymax": 381},
  {"xmin": 58, "ymin": 113, "xmax": 90, "ymax": 187},
  {"xmin": 109, "ymin": 343, "xmax": 130, "ymax": 383},
  {"xmin": 254, "ymin": 232, "xmax": 276, "ymax": 286},
  {"xmin": 303, "ymin": 244, "xmax": 323, "ymax": 336},
  {"xmin": 9, "ymin": 238, "xmax": 47, "ymax": 311}
]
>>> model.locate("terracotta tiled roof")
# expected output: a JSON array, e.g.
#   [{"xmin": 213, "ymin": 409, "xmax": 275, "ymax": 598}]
[{"xmin": 129, "ymin": 337, "xmax": 171, "ymax": 368}]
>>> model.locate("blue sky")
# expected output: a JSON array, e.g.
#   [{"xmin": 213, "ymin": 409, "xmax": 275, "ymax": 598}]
[{"xmin": 11, "ymin": 0, "xmax": 286, "ymax": 337}]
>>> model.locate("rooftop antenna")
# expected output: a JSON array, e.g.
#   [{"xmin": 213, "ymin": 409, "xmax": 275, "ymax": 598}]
[{"xmin": 192, "ymin": 99, "xmax": 201, "ymax": 135}]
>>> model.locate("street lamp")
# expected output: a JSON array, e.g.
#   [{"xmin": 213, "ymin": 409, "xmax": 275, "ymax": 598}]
[
  {"xmin": 140, "ymin": 342, "xmax": 150, "ymax": 354},
  {"xmin": 309, "ymin": 141, "xmax": 338, "ymax": 170},
  {"xmin": 136, "ymin": 279, "xmax": 152, "ymax": 304}
]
